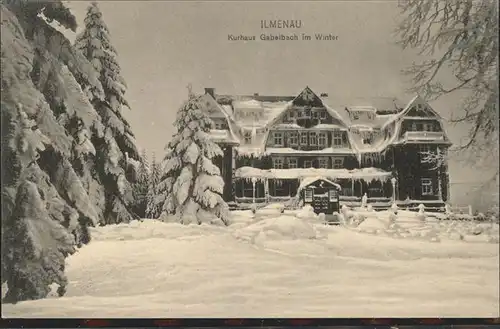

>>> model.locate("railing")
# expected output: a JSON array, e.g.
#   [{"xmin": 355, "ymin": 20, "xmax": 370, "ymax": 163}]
[{"xmin": 404, "ymin": 131, "xmax": 445, "ymax": 141}]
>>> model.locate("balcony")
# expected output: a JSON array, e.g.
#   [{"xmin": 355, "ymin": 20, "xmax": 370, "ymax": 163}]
[{"xmin": 404, "ymin": 131, "xmax": 445, "ymax": 142}]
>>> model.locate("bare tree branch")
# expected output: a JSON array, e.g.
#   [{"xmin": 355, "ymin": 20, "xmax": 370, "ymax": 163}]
[{"xmin": 396, "ymin": 0, "xmax": 499, "ymax": 178}]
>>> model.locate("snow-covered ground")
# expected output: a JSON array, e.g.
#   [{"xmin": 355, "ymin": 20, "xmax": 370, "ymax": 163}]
[{"xmin": 2, "ymin": 207, "xmax": 499, "ymax": 318}]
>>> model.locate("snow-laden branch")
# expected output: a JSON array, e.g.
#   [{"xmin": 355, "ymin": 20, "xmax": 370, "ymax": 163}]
[{"xmin": 396, "ymin": 0, "xmax": 499, "ymax": 171}]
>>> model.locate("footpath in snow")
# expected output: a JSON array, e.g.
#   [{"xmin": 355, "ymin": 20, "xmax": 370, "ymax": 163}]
[{"xmin": 2, "ymin": 206, "xmax": 499, "ymax": 318}]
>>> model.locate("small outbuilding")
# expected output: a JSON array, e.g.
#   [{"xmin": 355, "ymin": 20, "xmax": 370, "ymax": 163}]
[{"xmin": 297, "ymin": 176, "xmax": 341, "ymax": 214}]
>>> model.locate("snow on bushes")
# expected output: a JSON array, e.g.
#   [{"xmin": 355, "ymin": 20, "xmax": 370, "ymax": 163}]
[
  {"xmin": 153, "ymin": 92, "xmax": 230, "ymax": 225},
  {"xmin": 341, "ymin": 208, "xmax": 499, "ymax": 244}
]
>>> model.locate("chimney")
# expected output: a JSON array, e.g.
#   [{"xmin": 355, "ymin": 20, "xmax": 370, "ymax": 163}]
[
  {"xmin": 253, "ymin": 93, "xmax": 259, "ymax": 97},
  {"xmin": 204, "ymin": 88, "xmax": 215, "ymax": 98},
  {"xmin": 320, "ymin": 93, "xmax": 328, "ymax": 98}
]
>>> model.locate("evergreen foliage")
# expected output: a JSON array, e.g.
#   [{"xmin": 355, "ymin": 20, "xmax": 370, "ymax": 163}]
[
  {"xmin": 74, "ymin": 2, "xmax": 139, "ymax": 224},
  {"xmin": 132, "ymin": 149, "xmax": 150, "ymax": 218},
  {"xmin": 1, "ymin": 1, "xmax": 100, "ymax": 302},
  {"xmin": 153, "ymin": 93, "xmax": 230, "ymax": 225},
  {"xmin": 145, "ymin": 153, "xmax": 162, "ymax": 219}
]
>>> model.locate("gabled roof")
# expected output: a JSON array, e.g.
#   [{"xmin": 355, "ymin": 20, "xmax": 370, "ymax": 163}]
[
  {"xmin": 267, "ymin": 86, "xmax": 350, "ymax": 129},
  {"xmin": 298, "ymin": 176, "xmax": 342, "ymax": 192},
  {"xmin": 198, "ymin": 93, "xmax": 240, "ymax": 145},
  {"xmin": 205, "ymin": 88, "xmax": 451, "ymax": 156},
  {"xmin": 381, "ymin": 95, "xmax": 443, "ymax": 129}
]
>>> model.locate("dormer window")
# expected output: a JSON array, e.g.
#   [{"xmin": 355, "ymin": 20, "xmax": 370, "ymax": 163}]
[
  {"xmin": 273, "ymin": 132, "xmax": 283, "ymax": 146},
  {"xmin": 312, "ymin": 111, "xmax": 319, "ymax": 119},
  {"xmin": 353, "ymin": 112, "xmax": 359, "ymax": 120},
  {"xmin": 320, "ymin": 111, "xmax": 326, "ymax": 119},
  {"xmin": 244, "ymin": 132, "xmax": 252, "ymax": 144}
]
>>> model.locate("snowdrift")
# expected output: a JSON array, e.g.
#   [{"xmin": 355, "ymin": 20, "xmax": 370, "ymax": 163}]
[{"xmin": 2, "ymin": 209, "xmax": 499, "ymax": 318}]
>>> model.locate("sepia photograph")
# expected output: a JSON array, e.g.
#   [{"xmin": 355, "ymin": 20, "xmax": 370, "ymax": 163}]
[{"xmin": 1, "ymin": 0, "xmax": 499, "ymax": 319}]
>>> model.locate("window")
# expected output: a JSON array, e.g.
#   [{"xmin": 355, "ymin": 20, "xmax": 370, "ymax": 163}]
[
  {"xmin": 244, "ymin": 132, "xmax": 252, "ymax": 144},
  {"xmin": 305, "ymin": 108, "xmax": 311, "ymax": 117},
  {"xmin": 363, "ymin": 133, "xmax": 373, "ymax": 144},
  {"xmin": 329, "ymin": 190, "xmax": 338, "ymax": 201},
  {"xmin": 318, "ymin": 157, "xmax": 329, "ymax": 169},
  {"xmin": 411, "ymin": 122, "xmax": 417, "ymax": 131},
  {"xmin": 333, "ymin": 131, "xmax": 343, "ymax": 148},
  {"xmin": 367, "ymin": 113, "xmax": 374, "ymax": 120},
  {"xmin": 421, "ymin": 178, "xmax": 433, "ymax": 195},
  {"xmin": 303, "ymin": 160, "xmax": 313, "ymax": 168},
  {"xmin": 423, "ymin": 122, "xmax": 435, "ymax": 131},
  {"xmin": 288, "ymin": 158, "xmax": 298, "ymax": 169},
  {"xmin": 214, "ymin": 122, "xmax": 222, "ymax": 129},
  {"xmin": 297, "ymin": 110, "xmax": 303, "ymax": 118},
  {"xmin": 300, "ymin": 132, "xmax": 308, "ymax": 145},
  {"xmin": 419, "ymin": 144, "xmax": 431, "ymax": 153},
  {"xmin": 273, "ymin": 132, "xmax": 283, "ymax": 146},
  {"xmin": 305, "ymin": 189, "xmax": 313, "ymax": 202},
  {"xmin": 318, "ymin": 132, "xmax": 327, "ymax": 147},
  {"xmin": 243, "ymin": 182, "xmax": 255, "ymax": 198},
  {"xmin": 288, "ymin": 132, "xmax": 298, "ymax": 146},
  {"xmin": 274, "ymin": 179, "xmax": 287, "ymax": 196},
  {"xmin": 320, "ymin": 111, "xmax": 326, "ymax": 119},
  {"xmin": 273, "ymin": 158, "xmax": 284, "ymax": 169},
  {"xmin": 312, "ymin": 111, "xmax": 319, "ymax": 119},
  {"xmin": 309, "ymin": 132, "xmax": 318, "ymax": 146},
  {"xmin": 332, "ymin": 157, "xmax": 343, "ymax": 169},
  {"xmin": 353, "ymin": 112, "xmax": 359, "ymax": 120},
  {"xmin": 416, "ymin": 123, "xmax": 423, "ymax": 131},
  {"xmin": 419, "ymin": 144, "xmax": 431, "ymax": 162}
]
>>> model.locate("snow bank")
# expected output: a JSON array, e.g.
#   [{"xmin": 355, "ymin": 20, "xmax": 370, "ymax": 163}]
[
  {"xmin": 2, "ymin": 214, "xmax": 499, "ymax": 318},
  {"xmin": 89, "ymin": 219, "xmax": 226, "ymax": 242},
  {"xmin": 342, "ymin": 209, "xmax": 499, "ymax": 244},
  {"xmin": 232, "ymin": 215, "xmax": 324, "ymax": 244}
]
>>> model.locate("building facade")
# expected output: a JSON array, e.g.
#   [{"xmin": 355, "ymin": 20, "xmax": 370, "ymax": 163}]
[{"xmin": 198, "ymin": 86, "xmax": 452, "ymax": 210}]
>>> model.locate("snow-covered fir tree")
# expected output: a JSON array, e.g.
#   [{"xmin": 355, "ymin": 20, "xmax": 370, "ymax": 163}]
[
  {"xmin": 1, "ymin": 1, "xmax": 102, "ymax": 302},
  {"xmin": 145, "ymin": 152, "xmax": 162, "ymax": 219},
  {"xmin": 74, "ymin": 2, "xmax": 140, "ymax": 224},
  {"xmin": 132, "ymin": 149, "xmax": 150, "ymax": 218},
  {"xmin": 154, "ymin": 92, "xmax": 230, "ymax": 225}
]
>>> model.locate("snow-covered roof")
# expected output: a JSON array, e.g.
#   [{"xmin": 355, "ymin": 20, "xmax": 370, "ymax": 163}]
[
  {"xmin": 198, "ymin": 94, "xmax": 241, "ymax": 145},
  {"xmin": 205, "ymin": 89, "xmax": 450, "ymax": 155},
  {"xmin": 346, "ymin": 106, "xmax": 377, "ymax": 112},
  {"xmin": 208, "ymin": 129, "xmax": 239, "ymax": 145},
  {"xmin": 234, "ymin": 166, "xmax": 393, "ymax": 183},
  {"xmin": 265, "ymin": 147, "xmax": 354, "ymax": 155},
  {"xmin": 297, "ymin": 176, "xmax": 342, "ymax": 192}
]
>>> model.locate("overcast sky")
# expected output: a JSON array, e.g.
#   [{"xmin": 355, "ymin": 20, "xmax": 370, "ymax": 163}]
[{"xmin": 64, "ymin": 1, "xmax": 495, "ymax": 206}]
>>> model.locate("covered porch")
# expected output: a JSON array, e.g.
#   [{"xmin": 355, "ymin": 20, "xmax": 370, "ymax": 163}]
[{"xmin": 233, "ymin": 167, "xmax": 397, "ymax": 209}]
